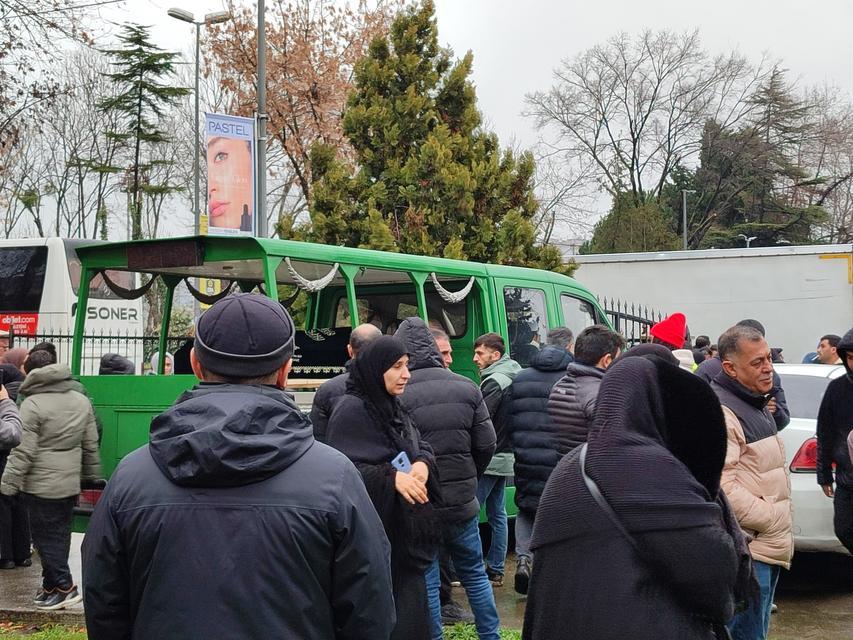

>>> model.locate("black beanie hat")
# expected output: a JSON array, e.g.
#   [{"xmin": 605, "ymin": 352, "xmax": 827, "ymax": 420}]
[{"xmin": 194, "ymin": 293, "xmax": 295, "ymax": 378}]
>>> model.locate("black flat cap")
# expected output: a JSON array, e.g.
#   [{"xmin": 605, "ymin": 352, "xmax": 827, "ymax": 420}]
[{"xmin": 194, "ymin": 293, "xmax": 295, "ymax": 378}]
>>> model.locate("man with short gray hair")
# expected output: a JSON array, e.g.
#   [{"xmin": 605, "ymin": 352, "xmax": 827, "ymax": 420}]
[
  {"xmin": 712, "ymin": 325, "xmax": 792, "ymax": 640},
  {"xmin": 430, "ymin": 328, "xmax": 453, "ymax": 369},
  {"xmin": 310, "ymin": 323, "xmax": 382, "ymax": 443}
]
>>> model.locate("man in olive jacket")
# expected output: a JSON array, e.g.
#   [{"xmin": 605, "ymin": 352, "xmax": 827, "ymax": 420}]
[
  {"xmin": 1, "ymin": 350, "xmax": 100, "ymax": 610},
  {"xmin": 82, "ymin": 294, "xmax": 394, "ymax": 640}
]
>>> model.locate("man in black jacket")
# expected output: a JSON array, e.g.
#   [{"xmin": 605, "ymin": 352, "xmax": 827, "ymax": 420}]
[
  {"xmin": 548, "ymin": 326, "xmax": 624, "ymax": 455},
  {"xmin": 395, "ymin": 318, "xmax": 500, "ymax": 640},
  {"xmin": 817, "ymin": 327, "xmax": 853, "ymax": 553},
  {"xmin": 82, "ymin": 294, "xmax": 395, "ymax": 640},
  {"xmin": 505, "ymin": 327, "xmax": 575, "ymax": 594},
  {"xmin": 310, "ymin": 323, "xmax": 382, "ymax": 442}
]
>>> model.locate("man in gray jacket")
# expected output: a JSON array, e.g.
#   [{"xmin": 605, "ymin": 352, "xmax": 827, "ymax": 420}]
[
  {"xmin": 0, "ymin": 349, "xmax": 101, "ymax": 610},
  {"xmin": 548, "ymin": 326, "xmax": 624, "ymax": 452}
]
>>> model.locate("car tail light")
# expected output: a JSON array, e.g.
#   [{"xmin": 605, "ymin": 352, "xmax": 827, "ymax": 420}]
[
  {"xmin": 77, "ymin": 488, "xmax": 103, "ymax": 511},
  {"xmin": 790, "ymin": 438, "xmax": 820, "ymax": 473}
]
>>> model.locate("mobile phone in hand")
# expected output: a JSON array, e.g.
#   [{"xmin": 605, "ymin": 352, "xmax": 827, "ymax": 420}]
[{"xmin": 391, "ymin": 451, "xmax": 412, "ymax": 473}]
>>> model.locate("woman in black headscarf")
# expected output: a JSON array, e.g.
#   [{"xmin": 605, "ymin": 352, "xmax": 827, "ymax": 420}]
[
  {"xmin": 326, "ymin": 336, "xmax": 439, "ymax": 640},
  {"xmin": 523, "ymin": 354, "xmax": 755, "ymax": 640}
]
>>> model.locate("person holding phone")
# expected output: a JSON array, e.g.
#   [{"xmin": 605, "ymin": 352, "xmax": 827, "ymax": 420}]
[{"xmin": 326, "ymin": 336, "xmax": 440, "ymax": 640}]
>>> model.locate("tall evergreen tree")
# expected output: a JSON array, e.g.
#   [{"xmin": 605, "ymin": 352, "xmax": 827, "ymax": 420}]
[
  {"xmin": 99, "ymin": 24, "xmax": 188, "ymax": 239},
  {"xmin": 291, "ymin": 1, "xmax": 565, "ymax": 272}
]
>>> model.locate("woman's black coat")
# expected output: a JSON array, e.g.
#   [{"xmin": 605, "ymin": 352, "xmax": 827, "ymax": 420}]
[{"xmin": 523, "ymin": 356, "xmax": 750, "ymax": 640}]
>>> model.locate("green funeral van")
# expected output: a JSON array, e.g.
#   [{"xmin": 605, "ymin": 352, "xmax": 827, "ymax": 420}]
[{"xmin": 69, "ymin": 235, "xmax": 609, "ymax": 528}]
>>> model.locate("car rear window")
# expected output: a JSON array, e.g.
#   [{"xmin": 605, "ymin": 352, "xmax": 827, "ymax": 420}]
[{"xmin": 776, "ymin": 373, "xmax": 831, "ymax": 420}]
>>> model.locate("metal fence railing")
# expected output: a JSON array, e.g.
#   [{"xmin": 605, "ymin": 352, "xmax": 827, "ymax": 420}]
[
  {"xmin": 8, "ymin": 330, "xmax": 189, "ymax": 376},
  {"xmin": 600, "ymin": 298, "xmax": 664, "ymax": 347}
]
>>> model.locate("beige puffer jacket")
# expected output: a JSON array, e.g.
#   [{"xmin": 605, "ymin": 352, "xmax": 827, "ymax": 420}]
[
  {"xmin": 0, "ymin": 363, "xmax": 100, "ymax": 499},
  {"xmin": 721, "ymin": 406, "xmax": 793, "ymax": 568}
]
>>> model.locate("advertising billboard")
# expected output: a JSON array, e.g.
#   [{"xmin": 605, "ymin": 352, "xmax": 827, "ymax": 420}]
[{"xmin": 205, "ymin": 112, "xmax": 256, "ymax": 236}]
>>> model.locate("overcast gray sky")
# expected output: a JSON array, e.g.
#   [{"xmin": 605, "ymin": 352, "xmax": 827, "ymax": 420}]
[
  {"xmin": 104, "ymin": 0, "xmax": 851, "ymax": 237},
  {"xmin": 123, "ymin": 0, "xmax": 853, "ymax": 150}
]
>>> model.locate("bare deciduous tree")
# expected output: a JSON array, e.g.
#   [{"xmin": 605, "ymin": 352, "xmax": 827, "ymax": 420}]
[{"xmin": 526, "ymin": 30, "xmax": 771, "ymax": 207}]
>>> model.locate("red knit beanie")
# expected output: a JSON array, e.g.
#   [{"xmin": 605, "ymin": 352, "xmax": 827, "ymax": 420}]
[{"xmin": 649, "ymin": 313, "xmax": 687, "ymax": 349}]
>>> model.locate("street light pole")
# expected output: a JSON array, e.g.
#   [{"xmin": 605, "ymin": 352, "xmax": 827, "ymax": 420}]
[
  {"xmin": 737, "ymin": 233, "xmax": 758, "ymax": 248},
  {"xmin": 194, "ymin": 21, "xmax": 200, "ymax": 235},
  {"xmin": 167, "ymin": 8, "xmax": 231, "ymax": 237},
  {"xmin": 681, "ymin": 189, "xmax": 696, "ymax": 250},
  {"xmin": 257, "ymin": 0, "xmax": 268, "ymax": 237}
]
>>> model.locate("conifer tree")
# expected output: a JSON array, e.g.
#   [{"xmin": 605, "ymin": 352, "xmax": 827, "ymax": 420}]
[
  {"xmin": 99, "ymin": 24, "xmax": 189, "ymax": 239},
  {"xmin": 295, "ymin": 1, "xmax": 565, "ymax": 272}
]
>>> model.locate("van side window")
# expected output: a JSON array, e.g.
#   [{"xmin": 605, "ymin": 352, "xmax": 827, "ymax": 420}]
[
  {"xmin": 503, "ymin": 287, "xmax": 547, "ymax": 367},
  {"xmin": 335, "ymin": 289, "xmax": 468, "ymax": 337},
  {"xmin": 560, "ymin": 293, "xmax": 596, "ymax": 339}
]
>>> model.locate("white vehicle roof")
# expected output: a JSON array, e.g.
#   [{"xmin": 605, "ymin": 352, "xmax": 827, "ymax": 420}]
[{"xmin": 773, "ymin": 363, "xmax": 846, "ymax": 379}]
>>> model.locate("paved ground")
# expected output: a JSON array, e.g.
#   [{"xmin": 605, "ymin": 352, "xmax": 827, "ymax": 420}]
[
  {"xmin": 456, "ymin": 551, "xmax": 853, "ymax": 637},
  {"xmin": 0, "ymin": 533, "xmax": 84, "ymax": 625},
  {"xmin": 1, "ymin": 535, "xmax": 852, "ymax": 637}
]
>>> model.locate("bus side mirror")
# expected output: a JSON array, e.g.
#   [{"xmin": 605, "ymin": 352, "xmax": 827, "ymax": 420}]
[{"xmin": 71, "ymin": 302, "xmax": 77, "ymax": 317}]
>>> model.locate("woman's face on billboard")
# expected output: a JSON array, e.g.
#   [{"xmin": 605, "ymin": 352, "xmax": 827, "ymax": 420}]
[{"xmin": 207, "ymin": 137, "xmax": 253, "ymax": 229}]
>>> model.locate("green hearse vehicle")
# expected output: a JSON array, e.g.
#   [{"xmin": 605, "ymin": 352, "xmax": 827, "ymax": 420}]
[{"xmin": 69, "ymin": 235, "xmax": 609, "ymax": 527}]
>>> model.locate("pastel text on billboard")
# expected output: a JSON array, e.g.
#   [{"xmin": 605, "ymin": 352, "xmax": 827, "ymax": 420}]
[{"xmin": 207, "ymin": 121, "xmax": 251, "ymax": 137}]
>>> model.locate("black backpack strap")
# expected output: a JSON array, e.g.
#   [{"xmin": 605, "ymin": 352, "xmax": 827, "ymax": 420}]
[{"xmin": 579, "ymin": 442, "xmax": 641, "ymax": 553}]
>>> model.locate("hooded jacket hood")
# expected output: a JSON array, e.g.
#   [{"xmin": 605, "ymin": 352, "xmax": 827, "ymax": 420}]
[
  {"xmin": 529, "ymin": 344, "xmax": 574, "ymax": 372},
  {"xmin": 838, "ymin": 327, "xmax": 853, "ymax": 381},
  {"xmin": 149, "ymin": 383, "xmax": 313, "ymax": 488},
  {"xmin": 482, "ymin": 352, "xmax": 522, "ymax": 385},
  {"xmin": 395, "ymin": 317, "xmax": 444, "ymax": 371},
  {"xmin": 99, "ymin": 353, "xmax": 135, "ymax": 375},
  {"xmin": 19, "ymin": 363, "xmax": 78, "ymax": 396}
]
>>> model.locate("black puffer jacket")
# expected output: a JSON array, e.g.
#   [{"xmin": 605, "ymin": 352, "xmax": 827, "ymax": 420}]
[
  {"xmin": 395, "ymin": 318, "xmax": 496, "ymax": 523},
  {"xmin": 82, "ymin": 384, "xmax": 394, "ymax": 640},
  {"xmin": 547, "ymin": 363, "xmax": 606, "ymax": 455},
  {"xmin": 817, "ymin": 328, "xmax": 853, "ymax": 489},
  {"xmin": 506, "ymin": 345, "xmax": 574, "ymax": 513}
]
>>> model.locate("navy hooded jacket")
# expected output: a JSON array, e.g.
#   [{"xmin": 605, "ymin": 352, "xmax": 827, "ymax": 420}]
[
  {"xmin": 82, "ymin": 383, "xmax": 394, "ymax": 640},
  {"xmin": 506, "ymin": 345, "xmax": 574, "ymax": 513}
]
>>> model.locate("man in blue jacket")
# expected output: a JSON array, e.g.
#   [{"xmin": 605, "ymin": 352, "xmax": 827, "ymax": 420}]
[{"xmin": 82, "ymin": 294, "xmax": 395, "ymax": 640}]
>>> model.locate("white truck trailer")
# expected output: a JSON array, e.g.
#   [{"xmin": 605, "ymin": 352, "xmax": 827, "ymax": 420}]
[{"xmin": 572, "ymin": 244, "xmax": 853, "ymax": 363}]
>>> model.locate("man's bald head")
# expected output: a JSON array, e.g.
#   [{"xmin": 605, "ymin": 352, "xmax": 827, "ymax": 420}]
[{"xmin": 348, "ymin": 323, "xmax": 382, "ymax": 358}]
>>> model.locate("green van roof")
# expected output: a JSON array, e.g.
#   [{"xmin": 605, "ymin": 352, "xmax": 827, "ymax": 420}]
[{"xmin": 74, "ymin": 235, "xmax": 591, "ymax": 293}]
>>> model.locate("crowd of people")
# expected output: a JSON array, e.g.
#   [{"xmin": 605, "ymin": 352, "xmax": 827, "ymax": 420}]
[{"xmin": 0, "ymin": 295, "xmax": 851, "ymax": 640}]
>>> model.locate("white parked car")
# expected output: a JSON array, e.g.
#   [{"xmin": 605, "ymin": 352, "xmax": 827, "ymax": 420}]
[{"xmin": 774, "ymin": 363, "xmax": 848, "ymax": 554}]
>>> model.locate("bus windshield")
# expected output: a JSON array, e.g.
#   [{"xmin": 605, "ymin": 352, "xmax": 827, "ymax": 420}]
[{"xmin": 0, "ymin": 246, "xmax": 48, "ymax": 313}]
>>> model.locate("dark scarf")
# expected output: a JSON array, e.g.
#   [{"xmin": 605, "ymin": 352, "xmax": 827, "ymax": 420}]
[
  {"xmin": 586, "ymin": 357, "xmax": 756, "ymax": 621},
  {"xmin": 346, "ymin": 336, "xmax": 414, "ymax": 455}
]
